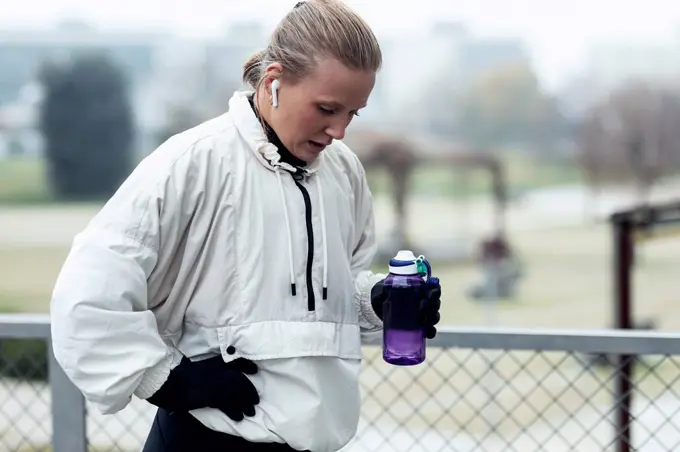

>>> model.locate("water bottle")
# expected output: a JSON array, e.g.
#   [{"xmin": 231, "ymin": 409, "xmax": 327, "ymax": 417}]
[{"xmin": 382, "ymin": 250, "xmax": 439, "ymax": 366}]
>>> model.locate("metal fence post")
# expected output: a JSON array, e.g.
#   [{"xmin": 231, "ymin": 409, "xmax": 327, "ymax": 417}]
[
  {"xmin": 48, "ymin": 342, "xmax": 87, "ymax": 452},
  {"xmin": 612, "ymin": 216, "xmax": 634, "ymax": 452}
]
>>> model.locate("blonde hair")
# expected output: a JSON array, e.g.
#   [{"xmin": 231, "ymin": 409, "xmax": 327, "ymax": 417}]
[{"xmin": 242, "ymin": 0, "xmax": 382, "ymax": 90}]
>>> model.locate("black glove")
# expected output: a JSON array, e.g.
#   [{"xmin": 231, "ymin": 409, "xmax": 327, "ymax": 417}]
[
  {"xmin": 146, "ymin": 355, "xmax": 260, "ymax": 422},
  {"xmin": 371, "ymin": 279, "xmax": 442, "ymax": 339}
]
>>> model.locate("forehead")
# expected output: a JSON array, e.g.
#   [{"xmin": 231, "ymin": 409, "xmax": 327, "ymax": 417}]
[{"xmin": 298, "ymin": 58, "xmax": 375, "ymax": 108}]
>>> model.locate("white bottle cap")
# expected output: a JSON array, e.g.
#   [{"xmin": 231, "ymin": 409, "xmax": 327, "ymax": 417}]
[
  {"xmin": 393, "ymin": 250, "xmax": 417, "ymax": 261},
  {"xmin": 389, "ymin": 250, "xmax": 419, "ymax": 275}
]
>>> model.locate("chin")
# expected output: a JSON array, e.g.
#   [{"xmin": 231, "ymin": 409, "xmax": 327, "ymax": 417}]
[
  {"xmin": 296, "ymin": 143, "xmax": 325, "ymax": 162},
  {"xmin": 298, "ymin": 152, "xmax": 318, "ymax": 163}
]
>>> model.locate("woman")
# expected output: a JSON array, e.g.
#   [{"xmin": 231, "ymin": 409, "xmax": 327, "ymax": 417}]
[{"xmin": 50, "ymin": 1, "xmax": 442, "ymax": 451}]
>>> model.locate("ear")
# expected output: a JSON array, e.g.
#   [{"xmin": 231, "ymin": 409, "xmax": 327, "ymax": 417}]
[{"xmin": 263, "ymin": 62, "xmax": 284, "ymax": 94}]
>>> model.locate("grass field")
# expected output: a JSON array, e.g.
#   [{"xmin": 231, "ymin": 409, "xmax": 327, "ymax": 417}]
[
  {"xmin": 0, "ymin": 158, "xmax": 52, "ymax": 205},
  {"xmin": 366, "ymin": 153, "xmax": 582, "ymax": 200},
  {"xmin": 0, "ymin": 246, "xmax": 68, "ymax": 313}
]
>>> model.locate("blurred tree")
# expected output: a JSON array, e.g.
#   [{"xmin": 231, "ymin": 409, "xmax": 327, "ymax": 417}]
[
  {"xmin": 156, "ymin": 103, "xmax": 203, "ymax": 145},
  {"xmin": 38, "ymin": 50, "xmax": 134, "ymax": 201},
  {"xmin": 578, "ymin": 81, "xmax": 680, "ymax": 199},
  {"xmin": 454, "ymin": 61, "xmax": 565, "ymax": 150},
  {"xmin": 154, "ymin": 82, "xmax": 240, "ymax": 147}
]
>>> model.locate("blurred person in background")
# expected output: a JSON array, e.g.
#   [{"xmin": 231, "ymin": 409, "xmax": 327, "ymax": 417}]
[{"xmin": 49, "ymin": 0, "xmax": 442, "ymax": 451}]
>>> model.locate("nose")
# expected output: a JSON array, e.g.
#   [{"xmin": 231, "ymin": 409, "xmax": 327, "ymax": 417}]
[{"xmin": 325, "ymin": 118, "xmax": 347, "ymax": 141}]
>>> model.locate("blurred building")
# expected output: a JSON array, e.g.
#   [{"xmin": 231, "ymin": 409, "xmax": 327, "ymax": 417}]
[
  {"xmin": 0, "ymin": 20, "xmax": 268, "ymax": 160},
  {"xmin": 0, "ymin": 22, "xmax": 167, "ymax": 105},
  {"xmin": 0, "ymin": 82, "xmax": 43, "ymax": 158},
  {"xmin": 203, "ymin": 21, "xmax": 267, "ymax": 105},
  {"xmin": 371, "ymin": 22, "xmax": 531, "ymax": 137},
  {"xmin": 0, "ymin": 22, "xmax": 169, "ymax": 158}
]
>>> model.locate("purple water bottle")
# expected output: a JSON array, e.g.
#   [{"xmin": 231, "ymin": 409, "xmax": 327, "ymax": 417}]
[{"xmin": 382, "ymin": 250, "xmax": 439, "ymax": 366}]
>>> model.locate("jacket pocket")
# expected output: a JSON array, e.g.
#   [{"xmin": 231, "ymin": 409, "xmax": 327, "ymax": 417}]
[{"xmin": 216, "ymin": 320, "xmax": 363, "ymax": 361}]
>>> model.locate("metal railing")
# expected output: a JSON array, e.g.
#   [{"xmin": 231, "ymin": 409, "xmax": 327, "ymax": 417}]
[{"xmin": 2, "ymin": 314, "xmax": 680, "ymax": 451}]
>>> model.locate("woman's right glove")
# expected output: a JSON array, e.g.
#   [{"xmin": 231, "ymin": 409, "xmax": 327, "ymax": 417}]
[
  {"xmin": 370, "ymin": 279, "xmax": 442, "ymax": 339},
  {"xmin": 146, "ymin": 355, "xmax": 260, "ymax": 422}
]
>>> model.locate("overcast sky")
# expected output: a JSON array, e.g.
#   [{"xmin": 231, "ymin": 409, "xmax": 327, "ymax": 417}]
[{"xmin": 2, "ymin": 0, "xmax": 680, "ymax": 89}]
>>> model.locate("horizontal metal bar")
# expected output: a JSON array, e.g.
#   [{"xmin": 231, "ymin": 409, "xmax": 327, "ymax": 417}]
[
  {"xmin": 364, "ymin": 326, "xmax": 680, "ymax": 355},
  {"xmin": 2, "ymin": 314, "xmax": 680, "ymax": 355},
  {"xmin": 428, "ymin": 326, "xmax": 680, "ymax": 355},
  {"xmin": 0, "ymin": 313, "xmax": 51, "ymax": 339},
  {"xmin": 611, "ymin": 200, "xmax": 680, "ymax": 224}
]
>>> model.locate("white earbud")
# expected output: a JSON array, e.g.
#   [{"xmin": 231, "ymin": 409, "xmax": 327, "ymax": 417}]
[{"xmin": 271, "ymin": 79, "xmax": 280, "ymax": 108}]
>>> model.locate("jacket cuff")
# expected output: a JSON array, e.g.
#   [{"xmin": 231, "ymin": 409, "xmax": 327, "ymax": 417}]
[
  {"xmin": 133, "ymin": 347, "xmax": 183, "ymax": 400},
  {"xmin": 355, "ymin": 272, "xmax": 386, "ymax": 331}
]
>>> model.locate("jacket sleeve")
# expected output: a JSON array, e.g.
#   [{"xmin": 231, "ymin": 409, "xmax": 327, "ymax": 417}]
[
  {"xmin": 50, "ymin": 141, "xmax": 202, "ymax": 415},
  {"xmin": 350, "ymin": 160, "xmax": 387, "ymax": 335}
]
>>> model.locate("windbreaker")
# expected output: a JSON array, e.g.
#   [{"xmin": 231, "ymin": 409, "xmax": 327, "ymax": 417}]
[{"xmin": 50, "ymin": 90, "xmax": 386, "ymax": 452}]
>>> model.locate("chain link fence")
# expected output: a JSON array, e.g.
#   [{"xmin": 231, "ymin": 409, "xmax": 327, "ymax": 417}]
[
  {"xmin": 350, "ymin": 346, "xmax": 680, "ymax": 452},
  {"xmin": 0, "ymin": 338, "xmax": 51, "ymax": 452},
  {"xmin": 2, "ymin": 317, "xmax": 680, "ymax": 452}
]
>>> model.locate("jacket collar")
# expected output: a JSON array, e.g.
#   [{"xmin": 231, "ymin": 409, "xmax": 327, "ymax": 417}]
[{"xmin": 228, "ymin": 90, "xmax": 321, "ymax": 176}]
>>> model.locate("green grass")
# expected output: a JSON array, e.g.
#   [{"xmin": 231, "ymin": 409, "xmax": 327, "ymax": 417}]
[
  {"xmin": 366, "ymin": 152, "xmax": 583, "ymax": 200},
  {"xmin": 0, "ymin": 157, "xmax": 108, "ymax": 207},
  {"xmin": 0, "ymin": 157, "xmax": 52, "ymax": 205},
  {"xmin": 0, "ymin": 246, "xmax": 68, "ymax": 313}
]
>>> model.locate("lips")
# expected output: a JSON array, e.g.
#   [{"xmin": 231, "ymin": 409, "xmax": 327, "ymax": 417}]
[{"xmin": 309, "ymin": 140, "xmax": 330, "ymax": 150}]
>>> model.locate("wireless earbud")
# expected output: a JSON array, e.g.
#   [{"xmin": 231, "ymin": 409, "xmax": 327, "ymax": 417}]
[{"xmin": 271, "ymin": 79, "xmax": 280, "ymax": 108}]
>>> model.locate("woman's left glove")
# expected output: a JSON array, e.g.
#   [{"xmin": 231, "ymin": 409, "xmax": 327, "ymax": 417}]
[
  {"xmin": 370, "ymin": 279, "xmax": 442, "ymax": 339},
  {"xmin": 146, "ymin": 355, "xmax": 260, "ymax": 421}
]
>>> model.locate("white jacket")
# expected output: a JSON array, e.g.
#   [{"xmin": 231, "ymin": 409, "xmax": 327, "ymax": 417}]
[{"xmin": 50, "ymin": 90, "xmax": 386, "ymax": 452}]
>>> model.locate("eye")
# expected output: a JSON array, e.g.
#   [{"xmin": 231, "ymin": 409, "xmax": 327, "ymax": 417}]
[
  {"xmin": 351, "ymin": 111, "xmax": 361, "ymax": 118},
  {"xmin": 319, "ymin": 106, "xmax": 335, "ymax": 115}
]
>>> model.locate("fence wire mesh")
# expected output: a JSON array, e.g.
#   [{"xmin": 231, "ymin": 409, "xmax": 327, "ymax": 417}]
[
  {"xmin": 86, "ymin": 398, "xmax": 154, "ymax": 452},
  {"xmin": 349, "ymin": 346, "xmax": 680, "ymax": 452},
  {"xmin": 0, "ymin": 339, "xmax": 51, "ymax": 452},
  {"xmin": 2, "ymin": 338, "xmax": 680, "ymax": 451}
]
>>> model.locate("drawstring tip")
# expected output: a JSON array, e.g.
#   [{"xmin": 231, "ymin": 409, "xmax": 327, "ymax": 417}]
[
  {"xmin": 291, "ymin": 283, "xmax": 297, "ymax": 296},
  {"xmin": 322, "ymin": 287, "xmax": 327, "ymax": 300}
]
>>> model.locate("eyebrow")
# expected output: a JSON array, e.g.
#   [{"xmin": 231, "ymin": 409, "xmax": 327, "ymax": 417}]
[{"xmin": 321, "ymin": 100, "xmax": 367, "ymax": 110}]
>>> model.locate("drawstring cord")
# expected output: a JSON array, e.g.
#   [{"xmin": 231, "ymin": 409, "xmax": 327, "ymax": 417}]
[
  {"xmin": 274, "ymin": 167, "xmax": 297, "ymax": 297},
  {"xmin": 315, "ymin": 177, "xmax": 328, "ymax": 300},
  {"xmin": 264, "ymin": 144, "xmax": 327, "ymax": 300}
]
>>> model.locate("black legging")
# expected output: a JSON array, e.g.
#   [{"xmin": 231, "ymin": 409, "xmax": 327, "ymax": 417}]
[{"xmin": 142, "ymin": 408, "xmax": 307, "ymax": 451}]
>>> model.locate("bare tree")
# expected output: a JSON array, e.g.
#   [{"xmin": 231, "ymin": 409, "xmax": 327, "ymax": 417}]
[{"xmin": 578, "ymin": 80, "xmax": 680, "ymax": 203}]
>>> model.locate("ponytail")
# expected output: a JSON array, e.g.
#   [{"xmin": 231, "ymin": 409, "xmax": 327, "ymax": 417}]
[{"xmin": 242, "ymin": 50, "xmax": 267, "ymax": 89}]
